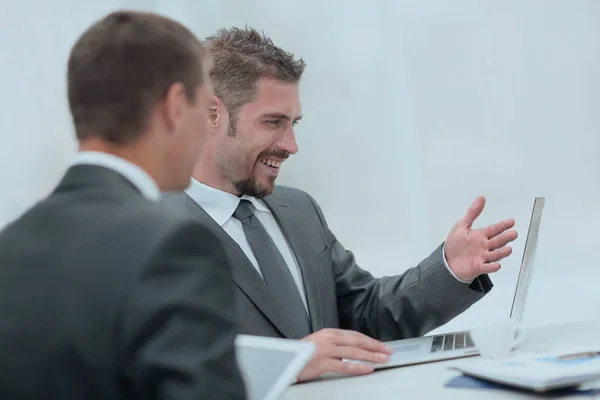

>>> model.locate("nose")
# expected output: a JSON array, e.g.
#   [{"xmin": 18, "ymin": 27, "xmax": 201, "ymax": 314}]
[{"xmin": 278, "ymin": 127, "xmax": 298, "ymax": 155}]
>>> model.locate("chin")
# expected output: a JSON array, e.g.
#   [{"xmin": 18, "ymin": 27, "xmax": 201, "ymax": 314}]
[
  {"xmin": 261, "ymin": 185, "xmax": 275, "ymax": 198},
  {"xmin": 253, "ymin": 184, "xmax": 274, "ymax": 199},
  {"xmin": 235, "ymin": 176, "xmax": 275, "ymax": 198},
  {"xmin": 260, "ymin": 177, "xmax": 277, "ymax": 195}
]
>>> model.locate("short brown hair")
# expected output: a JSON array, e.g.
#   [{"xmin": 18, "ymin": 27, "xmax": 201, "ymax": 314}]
[
  {"xmin": 205, "ymin": 27, "xmax": 305, "ymax": 123},
  {"xmin": 67, "ymin": 10, "xmax": 206, "ymax": 143}
]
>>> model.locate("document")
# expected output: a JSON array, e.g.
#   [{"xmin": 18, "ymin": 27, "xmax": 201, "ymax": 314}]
[{"xmin": 451, "ymin": 346, "xmax": 600, "ymax": 392}]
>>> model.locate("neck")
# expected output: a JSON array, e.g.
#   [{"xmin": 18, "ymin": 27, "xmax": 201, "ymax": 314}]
[
  {"xmin": 79, "ymin": 137, "xmax": 166, "ymax": 190},
  {"xmin": 192, "ymin": 145, "xmax": 240, "ymax": 196}
]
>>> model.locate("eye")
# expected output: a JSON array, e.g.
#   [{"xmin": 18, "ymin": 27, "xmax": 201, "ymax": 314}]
[
  {"xmin": 292, "ymin": 120, "xmax": 300, "ymax": 126},
  {"xmin": 266, "ymin": 119, "xmax": 281, "ymax": 127}
]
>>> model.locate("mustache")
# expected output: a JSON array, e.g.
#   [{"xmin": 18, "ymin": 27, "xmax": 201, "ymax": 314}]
[{"xmin": 258, "ymin": 149, "xmax": 290, "ymax": 160}]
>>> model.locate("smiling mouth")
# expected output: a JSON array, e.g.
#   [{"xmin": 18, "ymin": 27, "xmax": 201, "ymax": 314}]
[{"xmin": 259, "ymin": 158, "xmax": 282, "ymax": 169}]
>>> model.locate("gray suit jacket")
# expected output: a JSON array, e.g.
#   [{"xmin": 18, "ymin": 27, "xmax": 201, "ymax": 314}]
[
  {"xmin": 0, "ymin": 165, "xmax": 246, "ymax": 400},
  {"xmin": 162, "ymin": 185, "xmax": 492, "ymax": 341}
]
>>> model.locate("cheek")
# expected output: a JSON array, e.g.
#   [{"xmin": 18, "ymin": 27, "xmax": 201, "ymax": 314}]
[
  {"xmin": 194, "ymin": 107, "xmax": 208, "ymax": 130},
  {"xmin": 219, "ymin": 142, "xmax": 259, "ymax": 174},
  {"xmin": 180, "ymin": 109, "xmax": 207, "ymax": 154}
]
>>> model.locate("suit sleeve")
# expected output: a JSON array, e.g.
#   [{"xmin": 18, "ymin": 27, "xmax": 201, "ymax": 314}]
[
  {"xmin": 306, "ymin": 195, "xmax": 493, "ymax": 342},
  {"xmin": 117, "ymin": 220, "xmax": 246, "ymax": 400}
]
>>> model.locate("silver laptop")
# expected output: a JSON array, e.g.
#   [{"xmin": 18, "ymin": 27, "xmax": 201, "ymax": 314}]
[{"xmin": 354, "ymin": 197, "xmax": 545, "ymax": 370}]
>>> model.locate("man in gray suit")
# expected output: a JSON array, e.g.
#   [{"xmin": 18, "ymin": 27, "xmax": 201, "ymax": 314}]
[
  {"xmin": 162, "ymin": 27, "xmax": 517, "ymax": 382},
  {"xmin": 0, "ymin": 12, "xmax": 245, "ymax": 399}
]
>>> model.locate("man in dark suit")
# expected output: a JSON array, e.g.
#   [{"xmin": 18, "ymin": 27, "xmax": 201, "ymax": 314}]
[
  {"xmin": 162, "ymin": 27, "xmax": 518, "ymax": 382},
  {"xmin": 0, "ymin": 11, "xmax": 246, "ymax": 400}
]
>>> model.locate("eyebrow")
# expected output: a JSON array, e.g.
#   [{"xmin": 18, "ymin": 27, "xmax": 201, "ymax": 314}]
[{"xmin": 262, "ymin": 113, "xmax": 303, "ymax": 121}]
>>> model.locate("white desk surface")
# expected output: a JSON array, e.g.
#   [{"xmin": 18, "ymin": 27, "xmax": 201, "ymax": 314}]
[
  {"xmin": 283, "ymin": 319, "xmax": 600, "ymax": 400},
  {"xmin": 282, "ymin": 357, "xmax": 592, "ymax": 400}
]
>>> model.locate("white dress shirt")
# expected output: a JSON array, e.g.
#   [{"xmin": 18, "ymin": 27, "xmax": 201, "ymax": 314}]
[
  {"xmin": 72, "ymin": 151, "xmax": 160, "ymax": 202},
  {"xmin": 185, "ymin": 179, "xmax": 310, "ymax": 311}
]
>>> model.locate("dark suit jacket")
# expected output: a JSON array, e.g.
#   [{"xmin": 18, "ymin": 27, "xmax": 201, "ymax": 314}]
[
  {"xmin": 162, "ymin": 186, "xmax": 493, "ymax": 341},
  {"xmin": 0, "ymin": 165, "xmax": 246, "ymax": 400}
]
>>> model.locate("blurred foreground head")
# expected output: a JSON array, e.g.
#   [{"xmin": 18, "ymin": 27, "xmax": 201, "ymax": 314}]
[{"xmin": 67, "ymin": 10, "xmax": 213, "ymax": 191}]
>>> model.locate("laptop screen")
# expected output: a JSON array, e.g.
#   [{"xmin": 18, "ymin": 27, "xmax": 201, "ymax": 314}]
[{"xmin": 509, "ymin": 197, "xmax": 545, "ymax": 323}]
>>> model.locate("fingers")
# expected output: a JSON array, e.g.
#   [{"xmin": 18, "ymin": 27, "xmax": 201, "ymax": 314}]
[
  {"xmin": 484, "ymin": 246, "xmax": 512, "ymax": 263},
  {"xmin": 482, "ymin": 218, "xmax": 515, "ymax": 239},
  {"xmin": 296, "ymin": 357, "xmax": 375, "ymax": 382},
  {"xmin": 298, "ymin": 329, "xmax": 393, "ymax": 381},
  {"xmin": 326, "ymin": 345, "xmax": 390, "ymax": 364},
  {"xmin": 333, "ymin": 330, "xmax": 394, "ymax": 355},
  {"xmin": 328, "ymin": 330, "xmax": 391, "ymax": 364},
  {"xmin": 477, "ymin": 262, "xmax": 502, "ymax": 275},
  {"xmin": 460, "ymin": 196, "xmax": 486, "ymax": 229},
  {"xmin": 321, "ymin": 359, "xmax": 375, "ymax": 376},
  {"xmin": 487, "ymin": 230, "xmax": 518, "ymax": 250},
  {"xmin": 476, "ymin": 247, "xmax": 511, "ymax": 275}
]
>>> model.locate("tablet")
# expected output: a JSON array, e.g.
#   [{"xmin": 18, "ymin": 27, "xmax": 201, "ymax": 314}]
[{"xmin": 235, "ymin": 334, "xmax": 315, "ymax": 400}]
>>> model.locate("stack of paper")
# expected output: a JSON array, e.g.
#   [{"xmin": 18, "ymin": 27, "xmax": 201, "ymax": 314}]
[{"xmin": 451, "ymin": 346, "xmax": 600, "ymax": 392}]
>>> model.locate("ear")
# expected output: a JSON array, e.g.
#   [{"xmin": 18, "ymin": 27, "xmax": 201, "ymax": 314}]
[
  {"xmin": 209, "ymin": 95, "xmax": 224, "ymax": 129},
  {"xmin": 162, "ymin": 82, "xmax": 187, "ymax": 133}
]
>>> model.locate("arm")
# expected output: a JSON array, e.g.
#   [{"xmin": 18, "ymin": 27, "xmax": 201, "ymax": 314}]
[
  {"xmin": 307, "ymin": 196, "xmax": 492, "ymax": 342},
  {"xmin": 117, "ymin": 221, "xmax": 246, "ymax": 400}
]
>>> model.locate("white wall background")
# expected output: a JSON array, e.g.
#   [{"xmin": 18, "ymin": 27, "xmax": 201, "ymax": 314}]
[{"xmin": 1, "ymin": 0, "xmax": 599, "ymax": 334}]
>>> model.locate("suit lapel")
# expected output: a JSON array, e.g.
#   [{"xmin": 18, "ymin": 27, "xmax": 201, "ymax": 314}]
[
  {"xmin": 262, "ymin": 195, "xmax": 325, "ymax": 333},
  {"xmin": 182, "ymin": 194, "xmax": 301, "ymax": 339}
]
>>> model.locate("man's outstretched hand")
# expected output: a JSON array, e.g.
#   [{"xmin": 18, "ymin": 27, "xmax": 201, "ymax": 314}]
[{"xmin": 445, "ymin": 196, "xmax": 518, "ymax": 282}]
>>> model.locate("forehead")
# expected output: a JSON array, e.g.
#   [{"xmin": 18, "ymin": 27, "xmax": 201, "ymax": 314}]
[{"xmin": 242, "ymin": 77, "xmax": 302, "ymax": 118}]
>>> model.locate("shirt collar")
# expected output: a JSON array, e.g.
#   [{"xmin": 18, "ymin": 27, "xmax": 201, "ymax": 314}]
[
  {"xmin": 71, "ymin": 151, "xmax": 161, "ymax": 201},
  {"xmin": 185, "ymin": 178, "xmax": 271, "ymax": 226}
]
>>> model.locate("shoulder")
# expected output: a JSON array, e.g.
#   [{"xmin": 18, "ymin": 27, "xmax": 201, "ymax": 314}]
[
  {"xmin": 124, "ymin": 198, "xmax": 199, "ymax": 242},
  {"xmin": 270, "ymin": 185, "xmax": 317, "ymax": 205},
  {"xmin": 68, "ymin": 193, "xmax": 201, "ymax": 260},
  {"xmin": 160, "ymin": 190, "xmax": 189, "ymax": 209},
  {"xmin": 267, "ymin": 185, "xmax": 331, "ymax": 229},
  {"xmin": 269, "ymin": 185, "xmax": 327, "ymax": 215}
]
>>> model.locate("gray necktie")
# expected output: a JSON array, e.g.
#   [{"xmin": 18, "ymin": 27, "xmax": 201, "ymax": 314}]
[{"xmin": 233, "ymin": 200, "xmax": 311, "ymax": 337}]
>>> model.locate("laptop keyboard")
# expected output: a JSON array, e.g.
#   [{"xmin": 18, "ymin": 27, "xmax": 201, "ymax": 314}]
[{"xmin": 430, "ymin": 331, "xmax": 475, "ymax": 353}]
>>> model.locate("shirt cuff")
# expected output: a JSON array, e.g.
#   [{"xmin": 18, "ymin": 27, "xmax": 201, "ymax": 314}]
[{"xmin": 442, "ymin": 243, "xmax": 474, "ymax": 285}]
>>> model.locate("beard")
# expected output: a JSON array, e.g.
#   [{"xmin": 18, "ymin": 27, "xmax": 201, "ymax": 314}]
[
  {"xmin": 232, "ymin": 149, "xmax": 289, "ymax": 198},
  {"xmin": 227, "ymin": 119, "xmax": 289, "ymax": 198},
  {"xmin": 233, "ymin": 174, "xmax": 275, "ymax": 199}
]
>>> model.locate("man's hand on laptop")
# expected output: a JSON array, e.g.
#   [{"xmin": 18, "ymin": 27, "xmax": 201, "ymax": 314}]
[
  {"xmin": 445, "ymin": 196, "xmax": 518, "ymax": 282},
  {"xmin": 297, "ymin": 329, "xmax": 393, "ymax": 382}
]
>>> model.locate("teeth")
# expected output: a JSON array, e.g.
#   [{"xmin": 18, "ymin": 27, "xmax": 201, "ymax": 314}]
[{"xmin": 259, "ymin": 158, "xmax": 281, "ymax": 168}]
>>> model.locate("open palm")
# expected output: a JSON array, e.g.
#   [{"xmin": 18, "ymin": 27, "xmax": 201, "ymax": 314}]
[{"xmin": 445, "ymin": 197, "xmax": 518, "ymax": 282}]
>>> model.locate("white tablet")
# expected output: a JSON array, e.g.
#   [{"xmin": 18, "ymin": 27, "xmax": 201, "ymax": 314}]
[{"xmin": 235, "ymin": 334, "xmax": 315, "ymax": 400}]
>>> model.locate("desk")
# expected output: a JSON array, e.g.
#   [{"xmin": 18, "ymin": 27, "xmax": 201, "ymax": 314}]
[
  {"xmin": 282, "ymin": 357, "xmax": 591, "ymax": 399},
  {"xmin": 283, "ymin": 319, "xmax": 600, "ymax": 399}
]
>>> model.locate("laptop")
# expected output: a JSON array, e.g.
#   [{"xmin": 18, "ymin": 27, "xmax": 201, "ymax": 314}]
[
  {"xmin": 235, "ymin": 334, "xmax": 314, "ymax": 400},
  {"xmin": 349, "ymin": 197, "xmax": 545, "ymax": 370}
]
